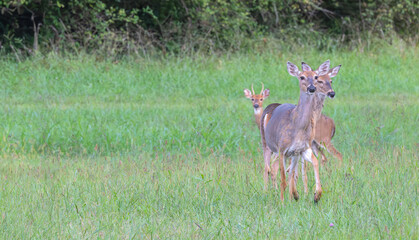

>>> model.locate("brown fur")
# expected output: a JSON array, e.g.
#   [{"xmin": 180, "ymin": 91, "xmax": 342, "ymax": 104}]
[{"xmin": 314, "ymin": 115, "xmax": 342, "ymax": 163}]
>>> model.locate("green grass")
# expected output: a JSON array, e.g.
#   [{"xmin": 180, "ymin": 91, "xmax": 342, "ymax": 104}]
[{"xmin": 0, "ymin": 45, "xmax": 418, "ymax": 238}]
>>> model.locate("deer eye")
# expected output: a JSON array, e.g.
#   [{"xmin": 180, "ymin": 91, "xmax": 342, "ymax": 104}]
[
  {"xmin": 317, "ymin": 80, "xmax": 324, "ymax": 84},
  {"xmin": 300, "ymin": 76, "xmax": 305, "ymax": 80},
  {"xmin": 314, "ymin": 76, "xmax": 319, "ymax": 80},
  {"xmin": 251, "ymin": 98, "xmax": 254, "ymax": 101},
  {"xmin": 260, "ymin": 99, "xmax": 263, "ymax": 101}
]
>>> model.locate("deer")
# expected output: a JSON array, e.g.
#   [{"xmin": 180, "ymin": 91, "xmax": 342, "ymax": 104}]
[
  {"xmin": 261, "ymin": 60, "xmax": 337, "ymax": 202},
  {"xmin": 244, "ymin": 83, "xmax": 270, "ymax": 130},
  {"xmin": 259, "ymin": 65, "xmax": 342, "ymax": 195},
  {"xmin": 291, "ymin": 64, "xmax": 342, "ymax": 194}
]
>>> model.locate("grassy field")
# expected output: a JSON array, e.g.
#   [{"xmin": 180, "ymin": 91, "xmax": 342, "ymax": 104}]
[{"xmin": 0, "ymin": 45, "xmax": 418, "ymax": 238}]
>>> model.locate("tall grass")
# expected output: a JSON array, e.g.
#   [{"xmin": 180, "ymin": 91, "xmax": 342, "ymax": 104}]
[{"xmin": 0, "ymin": 45, "xmax": 417, "ymax": 238}]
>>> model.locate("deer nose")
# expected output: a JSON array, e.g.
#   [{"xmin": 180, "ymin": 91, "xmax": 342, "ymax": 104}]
[
  {"xmin": 254, "ymin": 104, "xmax": 259, "ymax": 108},
  {"xmin": 328, "ymin": 91, "xmax": 335, "ymax": 98},
  {"xmin": 307, "ymin": 85, "xmax": 316, "ymax": 93}
]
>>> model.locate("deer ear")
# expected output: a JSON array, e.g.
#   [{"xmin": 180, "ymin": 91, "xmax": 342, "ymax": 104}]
[
  {"xmin": 328, "ymin": 65, "xmax": 341, "ymax": 78},
  {"xmin": 315, "ymin": 60, "xmax": 330, "ymax": 76},
  {"xmin": 244, "ymin": 89, "xmax": 252, "ymax": 99},
  {"xmin": 263, "ymin": 89, "xmax": 270, "ymax": 98},
  {"xmin": 287, "ymin": 61, "xmax": 300, "ymax": 77},
  {"xmin": 301, "ymin": 62, "xmax": 312, "ymax": 72}
]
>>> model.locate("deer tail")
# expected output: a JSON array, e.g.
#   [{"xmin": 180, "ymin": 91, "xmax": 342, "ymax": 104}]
[{"xmin": 260, "ymin": 108, "xmax": 269, "ymax": 149}]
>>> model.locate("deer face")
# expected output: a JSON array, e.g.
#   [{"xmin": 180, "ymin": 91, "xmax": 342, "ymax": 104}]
[
  {"xmin": 287, "ymin": 60, "xmax": 331, "ymax": 95},
  {"xmin": 315, "ymin": 65, "xmax": 341, "ymax": 98},
  {"xmin": 298, "ymin": 70, "xmax": 318, "ymax": 94},
  {"xmin": 244, "ymin": 83, "xmax": 270, "ymax": 110}
]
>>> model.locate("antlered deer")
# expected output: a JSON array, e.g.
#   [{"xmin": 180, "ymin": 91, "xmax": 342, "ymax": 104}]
[
  {"xmin": 244, "ymin": 83, "xmax": 270, "ymax": 130},
  {"xmin": 261, "ymin": 60, "xmax": 337, "ymax": 202}
]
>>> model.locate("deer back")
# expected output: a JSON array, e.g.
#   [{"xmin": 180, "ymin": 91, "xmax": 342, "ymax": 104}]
[{"xmin": 264, "ymin": 103, "xmax": 298, "ymax": 154}]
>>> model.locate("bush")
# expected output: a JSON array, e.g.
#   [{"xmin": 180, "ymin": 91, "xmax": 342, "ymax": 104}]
[{"xmin": 0, "ymin": 0, "xmax": 417, "ymax": 56}]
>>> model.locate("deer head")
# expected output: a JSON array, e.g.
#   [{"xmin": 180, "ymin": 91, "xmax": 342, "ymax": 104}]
[
  {"xmin": 244, "ymin": 83, "xmax": 270, "ymax": 110},
  {"xmin": 303, "ymin": 61, "xmax": 341, "ymax": 100},
  {"xmin": 287, "ymin": 60, "xmax": 331, "ymax": 95},
  {"xmin": 322, "ymin": 64, "xmax": 341, "ymax": 98}
]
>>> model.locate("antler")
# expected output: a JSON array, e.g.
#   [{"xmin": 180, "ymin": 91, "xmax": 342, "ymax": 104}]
[
  {"xmin": 260, "ymin": 82, "xmax": 264, "ymax": 95},
  {"xmin": 251, "ymin": 84, "xmax": 255, "ymax": 95}
]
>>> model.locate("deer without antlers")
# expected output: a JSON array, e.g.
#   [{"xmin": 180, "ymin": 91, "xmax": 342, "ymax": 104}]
[
  {"xmin": 311, "ymin": 65, "xmax": 343, "ymax": 163},
  {"xmin": 244, "ymin": 83, "xmax": 270, "ymax": 130},
  {"xmin": 287, "ymin": 66, "xmax": 343, "ymax": 165},
  {"xmin": 261, "ymin": 60, "xmax": 337, "ymax": 202},
  {"xmin": 297, "ymin": 64, "xmax": 342, "ymax": 194}
]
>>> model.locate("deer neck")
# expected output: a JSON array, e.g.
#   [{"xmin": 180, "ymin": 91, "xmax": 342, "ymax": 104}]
[
  {"xmin": 282, "ymin": 91, "xmax": 319, "ymax": 156},
  {"xmin": 313, "ymin": 94, "xmax": 326, "ymax": 120},
  {"xmin": 293, "ymin": 91, "xmax": 317, "ymax": 130},
  {"xmin": 254, "ymin": 107, "xmax": 263, "ymax": 129}
]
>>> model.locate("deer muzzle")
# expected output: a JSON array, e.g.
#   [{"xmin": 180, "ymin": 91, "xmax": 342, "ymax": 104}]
[
  {"xmin": 307, "ymin": 85, "xmax": 316, "ymax": 94},
  {"xmin": 327, "ymin": 91, "xmax": 335, "ymax": 98}
]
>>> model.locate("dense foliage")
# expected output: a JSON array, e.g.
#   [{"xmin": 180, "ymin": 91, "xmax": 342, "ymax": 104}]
[{"xmin": 0, "ymin": 0, "xmax": 418, "ymax": 55}]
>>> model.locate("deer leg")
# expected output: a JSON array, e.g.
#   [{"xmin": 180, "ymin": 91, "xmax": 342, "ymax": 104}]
[
  {"xmin": 304, "ymin": 150, "xmax": 322, "ymax": 202},
  {"xmin": 313, "ymin": 141, "xmax": 328, "ymax": 165},
  {"xmin": 294, "ymin": 159, "xmax": 300, "ymax": 199},
  {"xmin": 263, "ymin": 146, "xmax": 272, "ymax": 190},
  {"xmin": 271, "ymin": 154, "xmax": 280, "ymax": 190},
  {"xmin": 270, "ymin": 153, "xmax": 279, "ymax": 186},
  {"xmin": 326, "ymin": 142, "xmax": 342, "ymax": 162},
  {"xmin": 272, "ymin": 153, "xmax": 286, "ymax": 201},
  {"xmin": 318, "ymin": 147, "xmax": 328, "ymax": 164},
  {"xmin": 288, "ymin": 157, "xmax": 299, "ymax": 201},
  {"xmin": 301, "ymin": 158, "xmax": 308, "ymax": 194},
  {"xmin": 279, "ymin": 154, "xmax": 286, "ymax": 202},
  {"xmin": 313, "ymin": 153, "xmax": 322, "ymax": 202},
  {"xmin": 272, "ymin": 153, "xmax": 279, "ymax": 166}
]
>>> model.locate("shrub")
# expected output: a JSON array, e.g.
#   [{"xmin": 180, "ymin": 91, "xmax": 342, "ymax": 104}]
[{"xmin": 0, "ymin": 0, "xmax": 417, "ymax": 56}]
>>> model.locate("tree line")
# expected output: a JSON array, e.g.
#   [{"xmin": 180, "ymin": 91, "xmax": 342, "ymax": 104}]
[{"xmin": 0, "ymin": 0, "xmax": 417, "ymax": 56}]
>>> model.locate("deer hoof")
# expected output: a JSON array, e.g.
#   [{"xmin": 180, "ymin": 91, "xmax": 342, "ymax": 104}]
[
  {"xmin": 314, "ymin": 191, "xmax": 322, "ymax": 203},
  {"xmin": 293, "ymin": 191, "xmax": 299, "ymax": 201},
  {"xmin": 265, "ymin": 165, "xmax": 271, "ymax": 174}
]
